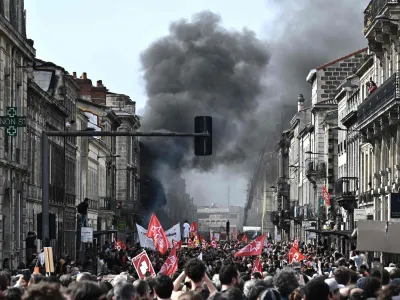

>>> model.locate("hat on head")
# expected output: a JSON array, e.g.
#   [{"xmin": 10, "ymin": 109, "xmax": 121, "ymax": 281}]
[{"xmin": 324, "ymin": 278, "xmax": 339, "ymax": 292}]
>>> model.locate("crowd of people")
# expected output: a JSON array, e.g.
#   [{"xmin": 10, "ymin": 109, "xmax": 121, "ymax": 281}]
[{"xmin": 0, "ymin": 238, "xmax": 399, "ymax": 300}]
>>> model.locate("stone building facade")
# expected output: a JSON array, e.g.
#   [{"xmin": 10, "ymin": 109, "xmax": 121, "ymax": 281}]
[
  {"xmin": 0, "ymin": 0, "xmax": 35, "ymax": 265},
  {"xmin": 105, "ymin": 92, "xmax": 140, "ymax": 237},
  {"xmin": 27, "ymin": 60, "xmax": 80, "ymax": 259}
]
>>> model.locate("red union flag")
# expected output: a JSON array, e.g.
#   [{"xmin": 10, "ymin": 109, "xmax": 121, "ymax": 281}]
[
  {"xmin": 159, "ymin": 247, "xmax": 178, "ymax": 276},
  {"xmin": 202, "ymin": 239, "xmax": 207, "ymax": 250},
  {"xmin": 322, "ymin": 186, "xmax": 331, "ymax": 206},
  {"xmin": 188, "ymin": 238, "xmax": 195, "ymax": 248},
  {"xmin": 211, "ymin": 239, "xmax": 218, "ymax": 249},
  {"xmin": 293, "ymin": 238, "xmax": 299, "ymax": 250},
  {"xmin": 252, "ymin": 257, "xmax": 263, "ymax": 277},
  {"xmin": 190, "ymin": 222, "xmax": 197, "ymax": 233},
  {"xmin": 146, "ymin": 214, "xmax": 170, "ymax": 254},
  {"xmin": 234, "ymin": 235, "xmax": 266, "ymax": 257},
  {"xmin": 132, "ymin": 250, "xmax": 156, "ymax": 278},
  {"xmin": 288, "ymin": 246, "xmax": 306, "ymax": 264},
  {"xmin": 172, "ymin": 240, "xmax": 182, "ymax": 250}
]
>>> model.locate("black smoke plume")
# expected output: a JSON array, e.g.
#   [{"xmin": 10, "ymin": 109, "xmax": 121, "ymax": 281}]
[
  {"xmin": 140, "ymin": 1, "xmax": 370, "ymax": 207},
  {"xmin": 140, "ymin": 11, "xmax": 270, "ymax": 173}
]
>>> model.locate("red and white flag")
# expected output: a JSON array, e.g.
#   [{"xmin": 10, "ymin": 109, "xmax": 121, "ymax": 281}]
[
  {"xmin": 159, "ymin": 247, "xmax": 178, "ymax": 276},
  {"xmin": 322, "ymin": 186, "xmax": 331, "ymax": 206},
  {"xmin": 288, "ymin": 247, "xmax": 306, "ymax": 264},
  {"xmin": 114, "ymin": 238, "xmax": 127, "ymax": 251},
  {"xmin": 201, "ymin": 239, "xmax": 207, "ymax": 250},
  {"xmin": 146, "ymin": 213, "xmax": 170, "ymax": 255},
  {"xmin": 211, "ymin": 238, "xmax": 218, "ymax": 249},
  {"xmin": 188, "ymin": 238, "xmax": 195, "ymax": 248},
  {"xmin": 252, "ymin": 257, "xmax": 263, "ymax": 277},
  {"xmin": 172, "ymin": 240, "xmax": 182, "ymax": 251},
  {"xmin": 234, "ymin": 235, "xmax": 266, "ymax": 257},
  {"xmin": 293, "ymin": 238, "xmax": 299, "ymax": 250},
  {"xmin": 242, "ymin": 235, "xmax": 249, "ymax": 244},
  {"xmin": 190, "ymin": 222, "xmax": 198, "ymax": 233},
  {"xmin": 132, "ymin": 250, "xmax": 156, "ymax": 279}
]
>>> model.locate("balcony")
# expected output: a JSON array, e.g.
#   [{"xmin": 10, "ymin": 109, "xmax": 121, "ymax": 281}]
[
  {"xmin": 293, "ymin": 205, "xmax": 305, "ymax": 220},
  {"xmin": 305, "ymin": 157, "xmax": 319, "ymax": 178},
  {"xmin": 358, "ymin": 73, "xmax": 398, "ymax": 128},
  {"xmin": 99, "ymin": 197, "xmax": 115, "ymax": 212},
  {"xmin": 335, "ymin": 177, "xmax": 358, "ymax": 211},
  {"xmin": 364, "ymin": 0, "xmax": 400, "ymax": 34}
]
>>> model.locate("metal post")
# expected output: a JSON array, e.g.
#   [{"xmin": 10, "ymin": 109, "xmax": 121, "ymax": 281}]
[{"xmin": 41, "ymin": 131, "xmax": 50, "ymax": 247}]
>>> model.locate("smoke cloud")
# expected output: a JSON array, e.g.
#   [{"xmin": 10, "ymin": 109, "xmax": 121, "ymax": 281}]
[
  {"xmin": 140, "ymin": 0, "xmax": 370, "ymax": 207},
  {"xmin": 140, "ymin": 11, "xmax": 270, "ymax": 173}
]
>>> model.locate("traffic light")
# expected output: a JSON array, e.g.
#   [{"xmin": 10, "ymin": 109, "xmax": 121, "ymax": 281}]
[
  {"xmin": 116, "ymin": 201, "xmax": 122, "ymax": 209},
  {"xmin": 194, "ymin": 116, "xmax": 212, "ymax": 156}
]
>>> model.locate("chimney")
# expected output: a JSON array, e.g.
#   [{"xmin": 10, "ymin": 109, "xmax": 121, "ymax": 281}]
[
  {"xmin": 298, "ymin": 94, "xmax": 305, "ymax": 112},
  {"xmin": 82, "ymin": 72, "xmax": 87, "ymax": 80},
  {"xmin": 72, "ymin": 72, "xmax": 77, "ymax": 79},
  {"xmin": 97, "ymin": 80, "xmax": 103, "ymax": 87}
]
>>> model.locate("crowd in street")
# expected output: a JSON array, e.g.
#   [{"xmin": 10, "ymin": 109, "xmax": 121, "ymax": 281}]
[{"xmin": 0, "ymin": 234, "xmax": 400, "ymax": 300}]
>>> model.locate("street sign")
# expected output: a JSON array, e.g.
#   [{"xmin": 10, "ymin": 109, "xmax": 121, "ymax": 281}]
[
  {"xmin": 118, "ymin": 221, "xmax": 126, "ymax": 232},
  {"xmin": 0, "ymin": 107, "xmax": 27, "ymax": 136}
]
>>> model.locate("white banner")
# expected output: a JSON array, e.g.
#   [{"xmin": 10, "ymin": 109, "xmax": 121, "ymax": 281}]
[
  {"xmin": 136, "ymin": 223, "xmax": 181, "ymax": 249},
  {"xmin": 165, "ymin": 223, "xmax": 181, "ymax": 248},
  {"xmin": 136, "ymin": 224, "xmax": 156, "ymax": 250}
]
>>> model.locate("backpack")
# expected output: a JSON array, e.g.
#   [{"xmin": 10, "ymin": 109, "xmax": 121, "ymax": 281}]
[{"xmin": 77, "ymin": 202, "xmax": 85, "ymax": 214}]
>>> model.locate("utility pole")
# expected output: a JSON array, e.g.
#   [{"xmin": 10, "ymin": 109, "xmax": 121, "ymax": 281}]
[{"xmin": 41, "ymin": 129, "xmax": 210, "ymax": 246}]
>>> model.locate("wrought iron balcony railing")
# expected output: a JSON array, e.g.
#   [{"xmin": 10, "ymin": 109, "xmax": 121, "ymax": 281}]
[
  {"xmin": 358, "ymin": 72, "xmax": 398, "ymax": 124},
  {"xmin": 99, "ymin": 197, "xmax": 115, "ymax": 211},
  {"xmin": 364, "ymin": 0, "xmax": 400, "ymax": 33},
  {"xmin": 335, "ymin": 177, "xmax": 358, "ymax": 211}
]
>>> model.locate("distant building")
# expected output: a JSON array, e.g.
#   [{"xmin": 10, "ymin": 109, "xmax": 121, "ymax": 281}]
[{"xmin": 197, "ymin": 205, "xmax": 243, "ymax": 234}]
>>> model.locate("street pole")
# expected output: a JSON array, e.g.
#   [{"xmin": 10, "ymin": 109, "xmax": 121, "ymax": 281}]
[
  {"xmin": 41, "ymin": 130, "xmax": 209, "ymax": 247},
  {"xmin": 41, "ymin": 131, "xmax": 50, "ymax": 247}
]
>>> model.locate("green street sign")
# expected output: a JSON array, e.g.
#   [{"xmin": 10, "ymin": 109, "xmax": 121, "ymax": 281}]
[
  {"xmin": 0, "ymin": 107, "xmax": 26, "ymax": 136},
  {"xmin": 117, "ymin": 221, "xmax": 126, "ymax": 232}
]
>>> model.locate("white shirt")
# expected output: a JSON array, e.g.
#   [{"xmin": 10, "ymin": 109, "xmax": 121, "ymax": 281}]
[{"xmin": 183, "ymin": 223, "xmax": 190, "ymax": 237}]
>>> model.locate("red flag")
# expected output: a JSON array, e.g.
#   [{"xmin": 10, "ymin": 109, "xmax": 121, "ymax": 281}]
[
  {"xmin": 190, "ymin": 222, "xmax": 197, "ymax": 233},
  {"xmin": 159, "ymin": 247, "xmax": 178, "ymax": 276},
  {"xmin": 252, "ymin": 257, "xmax": 263, "ymax": 277},
  {"xmin": 172, "ymin": 240, "xmax": 182, "ymax": 251},
  {"xmin": 201, "ymin": 239, "xmax": 207, "ymax": 250},
  {"xmin": 293, "ymin": 238, "xmax": 299, "ymax": 250},
  {"xmin": 114, "ymin": 238, "xmax": 127, "ymax": 251},
  {"xmin": 242, "ymin": 235, "xmax": 249, "ymax": 244},
  {"xmin": 234, "ymin": 235, "xmax": 265, "ymax": 257},
  {"xmin": 322, "ymin": 186, "xmax": 331, "ymax": 206},
  {"xmin": 146, "ymin": 213, "xmax": 170, "ymax": 255},
  {"xmin": 288, "ymin": 247, "xmax": 306, "ymax": 264},
  {"xmin": 211, "ymin": 238, "xmax": 218, "ymax": 249},
  {"xmin": 132, "ymin": 250, "xmax": 156, "ymax": 278},
  {"xmin": 188, "ymin": 238, "xmax": 195, "ymax": 248}
]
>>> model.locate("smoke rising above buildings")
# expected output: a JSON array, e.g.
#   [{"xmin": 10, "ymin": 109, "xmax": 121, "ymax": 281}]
[
  {"xmin": 140, "ymin": 0, "xmax": 370, "ymax": 206},
  {"xmin": 140, "ymin": 11, "xmax": 270, "ymax": 173}
]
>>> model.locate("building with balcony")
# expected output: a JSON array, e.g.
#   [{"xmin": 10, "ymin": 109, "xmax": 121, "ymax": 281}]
[
  {"xmin": 0, "ymin": 0, "xmax": 35, "ymax": 265},
  {"xmin": 26, "ymin": 60, "xmax": 80, "ymax": 260},
  {"xmin": 360, "ymin": 0, "xmax": 400, "ymax": 225},
  {"xmin": 74, "ymin": 73, "xmax": 122, "ymax": 248},
  {"xmin": 105, "ymin": 92, "xmax": 141, "ymax": 238}
]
